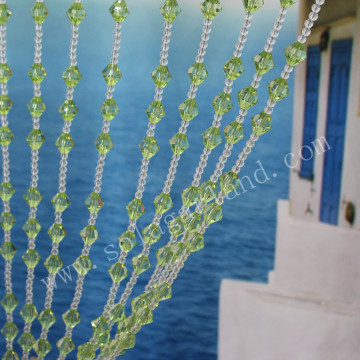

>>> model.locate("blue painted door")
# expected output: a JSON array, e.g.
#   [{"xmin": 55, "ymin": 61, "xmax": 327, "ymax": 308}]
[
  {"xmin": 320, "ymin": 39, "xmax": 352, "ymax": 225},
  {"xmin": 299, "ymin": 46, "xmax": 321, "ymax": 179}
]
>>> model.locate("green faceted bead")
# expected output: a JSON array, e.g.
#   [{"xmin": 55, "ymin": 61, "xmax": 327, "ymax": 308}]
[
  {"xmin": 220, "ymin": 171, "xmax": 240, "ymax": 194},
  {"xmin": 63, "ymin": 309, "xmax": 80, "ymax": 329},
  {"xmin": 26, "ymin": 129, "xmax": 45, "ymax": 150},
  {"xmin": 152, "ymin": 65, "xmax": 172, "ymax": 88},
  {"xmin": 168, "ymin": 216, "xmax": 184, "ymax": 237},
  {"xmin": 91, "ymin": 315, "xmax": 108, "ymax": 336},
  {"xmin": 146, "ymin": 101, "xmax": 165, "ymax": 124},
  {"xmin": 23, "ymin": 218, "xmax": 42, "ymax": 239},
  {"xmin": 57, "ymin": 337, "xmax": 75, "ymax": 356},
  {"xmin": 224, "ymin": 121, "xmax": 244, "ymax": 144},
  {"xmin": 38, "ymin": 309, "xmax": 56, "ymax": 329},
  {"xmin": 109, "ymin": 0, "xmax": 130, "ymax": 23},
  {"xmin": 268, "ymin": 77, "xmax": 289, "ymax": 102},
  {"xmin": 62, "ymin": 65, "xmax": 82, "ymax": 87},
  {"xmin": 160, "ymin": 0, "xmax": 181, "ymax": 22},
  {"xmin": 31, "ymin": 2, "xmax": 49, "ymax": 23},
  {"xmin": 66, "ymin": 3, "xmax": 86, "ymax": 25},
  {"xmin": 18, "ymin": 332, "xmax": 35, "ymax": 352},
  {"xmin": 154, "ymin": 192, "xmax": 172, "ymax": 214},
  {"xmin": 178, "ymin": 98, "xmax": 198, "ymax": 122},
  {"xmin": 24, "ymin": 187, "xmax": 42, "ymax": 207},
  {"xmin": 212, "ymin": 92, "xmax": 233, "ymax": 115},
  {"xmin": 109, "ymin": 303, "xmax": 125, "ymax": 323},
  {"xmin": 242, "ymin": 0, "xmax": 264, "ymax": 13},
  {"xmin": 182, "ymin": 212, "xmax": 202, "ymax": 233},
  {"xmin": 0, "ymin": 211, "xmax": 15, "ymax": 230},
  {"xmin": 188, "ymin": 62, "xmax": 208, "ymax": 86},
  {"xmin": 22, "ymin": 249, "xmax": 40, "ymax": 269},
  {"xmin": 185, "ymin": 232, "xmax": 204, "ymax": 252},
  {"xmin": 152, "ymin": 282, "xmax": 172, "ymax": 301},
  {"xmin": 253, "ymin": 51, "xmax": 275, "ymax": 75},
  {"xmin": 136, "ymin": 307, "xmax": 153, "ymax": 325},
  {"xmin": 85, "ymin": 192, "xmax": 104, "ymax": 214},
  {"xmin": 281, "ymin": 0, "xmax": 297, "ymax": 7},
  {"xmin": 2, "ymin": 350, "xmax": 19, "ymax": 360},
  {"xmin": 285, "ymin": 41, "xmax": 307, "ymax": 66},
  {"xmin": 0, "ymin": 95, "xmax": 12, "ymax": 115},
  {"xmin": 202, "ymin": 126, "xmax": 222, "ymax": 149},
  {"xmin": 156, "ymin": 246, "xmax": 173, "ymax": 266},
  {"xmin": 0, "ymin": 241, "xmax": 16, "ymax": 260},
  {"xmin": 109, "ymin": 262, "xmax": 128, "ymax": 283},
  {"xmin": 77, "ymin": 342, "xmax": 96, "ymax": 360},
  {"xmin": 132, "ymin": 254, "xmax": 150, "ymax": 275},
  {"xmin": 0, "ymin": 63, "xmax": 12, "ymax": 83},
  {"xmin": 44, "ymin": 254, "xmax": 63, "ymax": 274},
  {"xmin": 95, "ymin": 132, "xmax": 114, "ymax": 154},
  {"xmin": 238, "ymin": 86, "xmax": 258, "ymax": 110},
  {"xmin": 74, "ymin": 255, "xmax": 92, "ymax": 275},
  {"xmin": 139, "ymin": 136, "xmax": 160, "ymax": 159},
  {"xmin": 169, "ymin": 133, "xmax": 189, "ymax": 155},
  {"xmin": 131, "ymin": 295, "xmax": 147, "ymax": 313},
  {"xmin": 55, "ymin": 133, "xmax": 75, "ymax": 154},
  {"xmin": 0, "ymin": 4, "xmax": 11, "ymax": 25},
  {"xmin": 59, "ymin": 100, "xmax": 78, "ymax": 121},
  {"xmin": 80, "ymin": 225, "xmax": 98, "ymax": 246},
  {"xmin": 102, "ymin": 63, "xmax": 122, "ymax": 86},
  {"xmin": 34, "ymin": 339, "xmax": 51, "ymax": 357},
  {"xmin": 100, "ymin": 98, "xmax": 119, "ymax": 121},
  {"xmin": 0, "ymin": 126, "xmax": 13, "ymax": 146},
  {"xmin": 223, "ymin": 57, "xmax": 244, "ymax": 80},
  {"xmin": 117, "ymin": 331, "xmax": 135, "ymax": 349},
  {"xmin": 142, "ymin": 224, "xmax": 161, "ymax": 245},
  {"xmin": 203, "ymin": 203, "xmax": 222, "ymax": 225},
  {"xmin": 252, "ymin": 112, "xmax": 272, "ymax": 136},
  {"xmin": 171, "ymin": 242, "xmax": 187, "ymax": 261},
  {"xmin": 1, "ymin": 322, "xmax": 18, "ymax": 341},
  {"xmin": 20, "ymin": 303, "xmax": 38, "ymax": 323},
  {"xmin": 118, "ymin": 231, "xmax": 136, "ymax": 252},
  {"xmin": 200, "ymin": 0, "xmax": 222, "ymax": 19},
  {"xmin": 27, "ymin": 96, "xmax": 45, "ymax": 117},
  {"xmin": 51, "ymin": 192, "xmax": 70, "ymax": 213},
  {"xmin": 48, "ymin": 223, "xmax": 67, "ymax": 243},
  {"xmin": 126, "ymin": 198, "xmax": 145, "ymax": 220},
  {"xmin": 93, "ymin": 330, "xmax": 110, "ymax": 347},
  {"xmin": 181, "ymin": 186, "xmax": 199, "ymax": 207},
  {"xmin": 28, "ymin": 63, "xmax": 47, "ymax": 83},
  {"xmin": 1, "ymin": 293, "xmax": 18, "ymax": 312},
  {"xmin": 0, "ymin": 182, "xmax": 14, "ymax": 201}
]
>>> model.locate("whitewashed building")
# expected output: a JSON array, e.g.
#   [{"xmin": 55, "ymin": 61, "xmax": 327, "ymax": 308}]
[{"xmin": 219, "ymin": 0, "xmax": 360, "ymax": 359}]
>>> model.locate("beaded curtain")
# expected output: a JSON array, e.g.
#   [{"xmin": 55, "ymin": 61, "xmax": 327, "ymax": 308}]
[{"xmin": 0, "ymin": 0, "xmax": 325, "ymax": 359}]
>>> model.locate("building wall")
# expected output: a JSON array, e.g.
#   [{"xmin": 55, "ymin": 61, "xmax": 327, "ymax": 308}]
[{"xmin": 289, "ymin": 0, "xmax": 360, "ymax": 230}]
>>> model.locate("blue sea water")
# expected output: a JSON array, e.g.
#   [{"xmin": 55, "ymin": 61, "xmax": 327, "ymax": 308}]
[{"xmin": 0, "ymin": 1, "xmax": 299, "ymax": 359}]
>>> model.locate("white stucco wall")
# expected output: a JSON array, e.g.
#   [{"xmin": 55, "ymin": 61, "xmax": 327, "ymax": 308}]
[{"xmin": 289, "ymin": 0, "xmax": 360, "ymax": 230}]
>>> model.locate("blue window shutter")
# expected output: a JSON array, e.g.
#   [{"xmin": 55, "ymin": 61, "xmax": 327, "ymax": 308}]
[{"xmin": 299, "ymin": 46, "xmax": 321, "ymax": 180}]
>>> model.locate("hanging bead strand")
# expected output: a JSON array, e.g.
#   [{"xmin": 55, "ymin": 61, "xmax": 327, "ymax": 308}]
[
  {"xmin": 156, "ymin": 0, "xmax": 326, "ymax": 303},
  {"xmin": 0, "ymin": 2, "xmax": 17, "ymax": 359},
  {"xmin": 18, "ymin": 2, "xmax": 50, "ymax": 359},
  {"xmin": 34, "ymin": 3, "xmax": 86, "ymax": 360},
  {"xmin": 56, "ymin": 2, "xmax": 130, "ymax": 359}
]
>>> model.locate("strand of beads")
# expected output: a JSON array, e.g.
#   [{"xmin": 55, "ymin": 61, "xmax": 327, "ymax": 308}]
[
  {"xmin": 30, "ymin": 2, "xmax": 86, "ymax": 359},
  {"xmin": 98, "ymin": 1, "xmax": 248, "ymax": 358},
  {"xmin": 15, "ymin": 2, "xmax": 49, "ymax": 359},
  {"xmin": 54, "ymin": 2, "xmax": 129, "ymax": 359},
  {"xmin": 105, "ymin": 1, "xmax": 325, "ymax": 355},
  {"xmin": 154, "ymin": 0, "xmax": 290, "ymax": 286},
  {"xmin": 155, "ymin": 0, "xmax": 326, "ymax": 304},
  {"xmin": 76, "ymin": 1, "xmax": 183, "ymax": 358},
  {"xmin": 146, "ymin": 0, "xmax": 262, "ymax": 293},
  {"xmin": 0, "ymin": 2, "xmax": 18, "ymax": 360}
]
